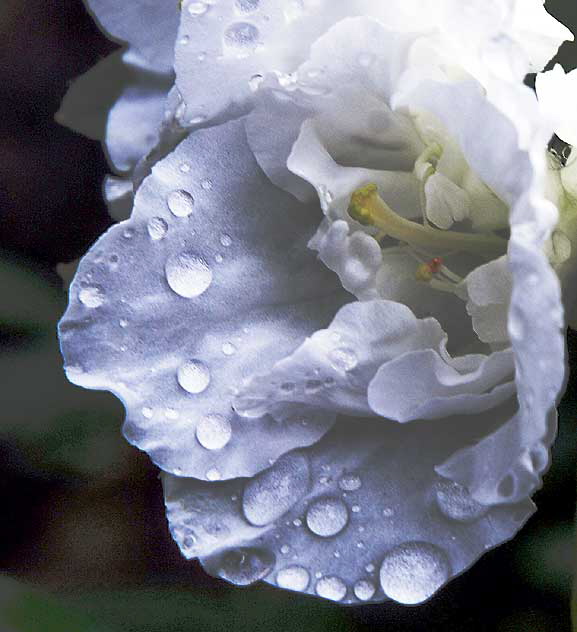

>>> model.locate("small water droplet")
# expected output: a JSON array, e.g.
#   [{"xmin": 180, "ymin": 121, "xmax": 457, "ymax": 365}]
[
  {"xmin": 167, "ymin": 189, "xmax": 195, "ymax": 217},
  {"xmin": 382, "ymin": 507, "xmax": 394, "ymax": 517},
  {"xmin": 435, "ymin": 479, "xmax": 488, "ymax": 522},
  {"xmin": 351, "ymin": 505, "xmax": 360, "ymax": 513},
  {"xmin": 315, "ymin": 575, "xmax": 347, "ymax": 601},
  {"xmin": 338, "ymin": 473, "xmax": 361, "ymax": 492},
  {"xmin": 165, "ymin": 408, "xmax": 179, "ymax": 419},
  {"xmin": 222, "ymin": 342, "xmax": 236, "ymax": 356},
  {"xmin": 142, "ymin": 406, "xmax": 153, "ymax": 419},
  {"xmin": 147, "ymin": 216, "xmax": 168, "ymax": 240},
  {"xmin": 187, "ymin": 1, "xmax": 209, "ymax": 16},
  {"xmin": 79, "ymin": 286, "xmax": 105, "ymax": 308},
  {"xmin": 306, "ymin": 497, "xmax": 349, "ymax": 537},
  {"xmin": 223, "ymin": 22, "xmax": 260, "ymax": 55},
  {"xmin": 328, "ymin": 347, "xmax": 358, "ymax": 372},
  {"xmin": 215, "ymin": 547, "xmax": 275, "ymax": 585},
  {"xmin": 179, "ymin": 35, "xmax": 190, "ymax": 46},
  {"xmin": 165, "ymin": 251, "xmax": 213, "ymax": 298},
  {"xmin": 243, "ymin": 453, "xmax": 310, "ymax": 526},
  {"xmin": 196, "ymin": 414, "xmax": 232, "ymax": 450},
  {"xmin": 276, "ymin": 565, "xmax": 309, "ymax": 591},
  {"xmin": 293, "ymin": 518, "xmax": 302, "ymax": 527},
  {"xmin": 220, "ymin": 233, "xmax": 232, "ymax": 247},
  {"xmin": 280, "ymin": 544, "xmax": 290, "ymax": 555},
  {"xmin": 379, "ymin": 542, "xmax": 451, "ymax": 605},
  {"xmin": 123, "ymin": 228, "xmax": 134, "ymax": 239},
  {"xmin": 249, "ymin": 74, "xmax": 264, "ymax": 91},
  {"xmin": 177, "ymin": 359, "xmax": 211, "ymax": 394},
  {"xmin": 206, "ymin": 467, "xmax": 222, "ymax": 481},
  {"xmin": 179, "ymin": 162, "xmax": 191, "ymax": 173},
  {"xmin": 200, "ymin": 179, "xmax": 213, "ymax": 190},
  {"xmin": 119, "ymin": 318, "xmax": 128, "ymax": 328},
  {"xmin": 365, "ymin": 563, "xmax": 375, "ymax": 573},
  {"xmin": 354, "ymin": 579, "xmax": 376, "ymax": 601}
]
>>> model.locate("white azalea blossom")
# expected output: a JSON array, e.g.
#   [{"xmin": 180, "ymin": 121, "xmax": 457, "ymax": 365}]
[{"xmin": 58, "ymin": 0, "xmax": 577, "ymax": 605}]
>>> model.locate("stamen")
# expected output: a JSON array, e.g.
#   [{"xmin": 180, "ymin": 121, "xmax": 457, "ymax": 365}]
[{"xmin": 348, "ymin": 183, "xmax": 506, "ymax": 258}]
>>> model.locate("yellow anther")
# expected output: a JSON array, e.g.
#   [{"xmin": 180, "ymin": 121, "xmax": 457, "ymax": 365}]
[
  {"xmin": 415, "ymin": 263, "xmax": 434, "ymax": 282},
  {"xmin": 347, "ymin": 183, "xmax": 506, "ymax": 258}
]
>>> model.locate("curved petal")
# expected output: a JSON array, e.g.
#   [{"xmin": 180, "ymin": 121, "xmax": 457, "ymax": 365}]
[
  {"xmin": 236, "ymin": 298, "xmax": 509, "ymax": 423},
  {"xmin": 536, "ymin": 64, "xmax": 577, "ymax": 147},
  {"xmin": 58, "ymin": 119, "xmax": 348, "ymax": 480},
  {"xmin": 84, "ymin": 0, "xmax": 179, "ymax": 72},
  {"xmin": 165, "ymin": 417, "xmax": 533, "ymax": 604},
  {"xmin": 396, "ymin": 78, "xmax": 566, "ymax": 504}
]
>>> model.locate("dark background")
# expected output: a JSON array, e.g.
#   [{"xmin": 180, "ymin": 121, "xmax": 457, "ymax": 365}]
[{"xmin": 0, "ymin": 1, "xmax": 576, "ymax": 630}]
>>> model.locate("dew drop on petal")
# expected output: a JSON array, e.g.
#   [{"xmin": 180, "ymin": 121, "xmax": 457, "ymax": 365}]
[
  {"xmin": 167, "ymin": 190, "xmax": 195, "ymax": 217},
  {"xmin": 328, "ymin": 347, "xmax": 358, "ymax": 371},
  {"xmin": 315, "ymin": 575, "xmax": 347, "ymax": 601},
  {"xmin": 223, "ymin": 22, "xmax": 260, "ymax": 54},
  {"xmin": 354, "ymin": 579, "xmax": 376, "ymax": 601},
  {"xmin": 177, "ymin": 359, "xmax": 211, "ymax": 394},
  {"xmin": 235, "ymin": 0, "xmax": 259, "ymax": 13},
  {"xmin": 79, "ymin": 286, "xmax": 105, "ymax": 308},
  {"xmin": 222, "ymin": 342, "xmax": 236, "ymax": 356},
  {"xmin": 379, "ymin": 542, "xmax": 451, "ymax": 605},
  {"xmin": 276, "ymin": 566, "xmax": 310, "ymax": 591},
  {"xmin": 188, "ymin": 1, "xmax": 209, "ymax": 16},
  {"xmin": 306, "ymin": 497, "xmax": 348, "ymax": 537},
  {"xmin": 338, "ymin": 473, "xmax": 361, "ymax": 492},
  {"xmin": 435, "ymin": 479, "xmax": 488, "ymax": 522},
  {"xmin": 196, "ymin": 414, "xmax": 232, "ymax": 450},
  {"xmin": 165, "ymin": 252, "xmax": 212, "ymax": 298},
  {"xmin": 142, "ymin": 406, "xmax": 153, "ymax": 419},
  {"xmin": 220, "ymin": 233, "xmax": 232, "ymax": 247},
  {"xmin": 206, "ymin": 467, "xmax": 221, "ymax": 481},
  {"xmin": 243, "ymin": 453, "xmax": 310, "ymax": 526},
  {"xmin": 147, "ymin": 217, "xmax": 168, "ymax": 240},
  {"xmin": 216, "ymin": 547, "xmax": 275, "ymax": 585}
]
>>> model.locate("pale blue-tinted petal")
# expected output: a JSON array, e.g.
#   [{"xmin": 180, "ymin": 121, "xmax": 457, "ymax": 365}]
[
  {"xmin": 103, "ymin": 176, "xmax": 134, "ymax": 222},
  {"xmin": 396, "ymin": 78, "xmax": 566, "ymax": 504},
  {"xmin": 56, "ymin": 51, "xmax": 172, "ymax": 172},
  {"xmin": 84, "ymin": 0, "xmax": 179, "ymax": 72},
  {"xmin": 59, "ymin": 119, "xmax": 347, "ymax": 480},
  {"xmin": 165, "ymin": 416, "xmax": 533, "ymax": 603}
]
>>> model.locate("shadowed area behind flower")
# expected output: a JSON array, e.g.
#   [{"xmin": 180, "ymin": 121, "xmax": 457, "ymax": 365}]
[{"xmin": 0, "ymin": 0, "xmax": 577, "ymax": 630}]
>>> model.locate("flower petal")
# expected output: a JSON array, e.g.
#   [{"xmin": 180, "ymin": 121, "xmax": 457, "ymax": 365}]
[
  {"xmin": 536, "ymin": 64, "xmax": 577, "ymax": 147},
  {"xmin": 165, "ymin": 417, "xmax": 533, "ymax": 603},
  {"xmin": 58, "ymin": 118, "xmax": 348, "ymax": 480},
  {"xmin": 84, "ymin": 0, "xmax": 179, "ymax": 72}
]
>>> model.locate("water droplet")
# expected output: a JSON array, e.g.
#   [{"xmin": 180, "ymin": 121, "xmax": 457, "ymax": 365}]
[
  {"xmin": 215, "ymin": 254, "xmax": 224, "ymax": 263},
  {"xmin": 165, "ymin": 251, "xmax": 212, "ymax": 298},
  {"xmin": 142, "ymin": 406, "xmax": 153, "ymax": 419},
  {"xmin": 382, "ymin": 507, "xmax": 394, "ymax": 517},
  {"xmin": 276, "ymin": 566, "xmax": 309, "ymax": 591},
  {"xmin": 222, "ymin": 342, "xmax": 236, "ymax": 356},
  {"xmin": 328, "ymin": 347, "xmax": 358, "ymax": 372},
  {"xmin": 379, "ymin": 542, "xmax": 451, "ymax": 605},
  {"xmin": 435, "ymin": 479, "xmax": 488, "ymax": 522},
  {"xmin": 179, "ymin": 162, "xmax": 191, "ymax": 173},
  {"xmin": 220, "ymin": 233, "xmax": 232, "ymax": 247},
  {"xmin": 215, "ymin": 548, "xmax": 275, "ymax": 585},
  {"xmin": 206, "ymin": 467, "xmax": 221, "ymax": 481},
  {"xmin": 79, "ymin": 286, "xmax": 105, "ymax": 308},
  {"xmin": 188, "ymin": 114, "xmax": 207, "ymax": 125},
  {"xmin": 338, "ymin": 473, "xmax": 361, "ymax": 492},
  {"xmin": 200, "ymin": 179, "xmax": 213, "ymax": 190},
  {"xmin": 351, "ymin": 505, "xmax": 360, "ymax": 513},
  {"xmin": 365, "ymin": 563, "xmax": 375, "ymax": 573},
  {"xmin": 196, "ymin": 414, "xmax": 232, "ymax": 450},
  {"xmin": 147, "ymin": 216, "xmax": 168, "ymax": 240},
  {"xmin": 165, "ymin": 408, "xmax": 179, "ymax": 419},
  {"xmin": 123, "ymin": 228, "xmax": 134, "ymax": 239},
  {"xmin": 315, "ymin": 575, "xmax": 347, "ymax": 601},
  {"xmin": 177, "ymin": 359, "xmax": 211, "ymax": 394},
  {"xmin": 354, "ymin": 579, "xmax": 376, "ymax": 601},
  {"xmin": 249, "ymin": 74, "xmax": 264, "ymax": 91},
  {"xmin": 306, "ymin": 497, "xmax": 348, "ymax": 537},
  {"xmin": 243, "ymin": 452, "xmax": 310, "ymax": 526},
  {"xmin": 187, "ymin": 1, "xmax": 209, "ymax": 16},
  {"xmin": 223, "ymin": 22, "xmax": 260, "ymax": 55},
  {"xmin": 234, "ymin": 0, "xmax": 259, "ymax": 13},
  {"xmin": 167, "ymin": 189, "xmax": 195, "ymax": 217},
  {"xmin": 293, "ymin": 518, "xmax": 302, "ymax": 527},
  {"xmin": 280, "ymin": 544, "xmax": 290, "ymax": 555}
]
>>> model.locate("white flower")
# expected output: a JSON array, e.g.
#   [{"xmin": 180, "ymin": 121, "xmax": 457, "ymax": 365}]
[{"xmin": 59, "ymin": 0, "xmax": 574, "ymax": 605}]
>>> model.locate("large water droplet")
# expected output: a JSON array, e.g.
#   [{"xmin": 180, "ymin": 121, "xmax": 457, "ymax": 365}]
[
  {"xmin": 276, "ymin": 566, "xmax": 310, "ymax": 591},
  {"xmin": 177, "ymin": 359, "xmax": 211, "ymax": 394},
  {"xmin": 306, "ymin": 497, "xmax": 349, "ymax": 537},
  {"xmin": 435, "ymin": 479, "xmax": 488, "ymax": 522},
  {"xmin": 196, "ymin": 414, "xmax": 232, "ymax": 450},
  {"xmin": 315, "ymin": 575, "xmax": 347, "ymax": 601},
  {"xmin": 243, "ymin": 452, "xmax": 310, "ymax": 526},
  {"xmin": 328, "ymin": 347, "xmax": 358, "ymax": 372},
  {"xmin": 215, "ymin": 547, "xmax": 275, "ymax": 585},
  {"xmin": 165, "ymin": 252, "xmax": 212, "ymax": 298},
  {"xmin": 79, "ymin": 286, "xmax": 105, "ymax": 308},
  {"xmin": 338, "ymin": 473, "xmax": 361, "ymax": 492},
  {"xmin": 223, "ymin": 22, "xmax": 259, "ymax": 55},
  {"xmin": 353, "ymin": 579, "xmax": 376, "ymax": 601},
  {"xmin": 147, "ymin": 217, "xmax": 168, "ymax": 240},
  {"xmin": 167, "ymin": 189, "xmax": 195, "ymax": 217},
  {"xmin": 379, "ymin": 542, "xmax": 451, "ymax": 604}
]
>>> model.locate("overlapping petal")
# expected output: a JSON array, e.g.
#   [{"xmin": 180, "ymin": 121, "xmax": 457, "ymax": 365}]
[{"xmin": 59, "ymin": 119, "xmax": 348, "ymax": 480}]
